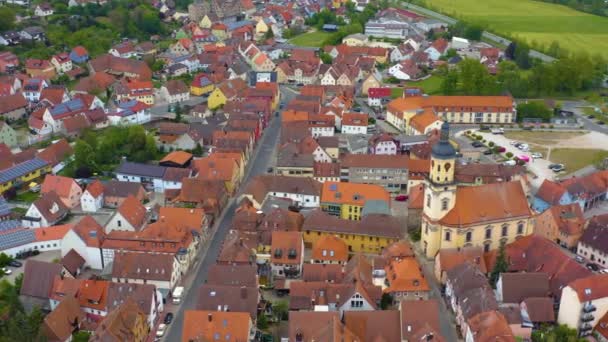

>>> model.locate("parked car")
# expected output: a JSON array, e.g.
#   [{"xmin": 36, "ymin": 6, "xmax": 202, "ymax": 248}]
[
  {"xmin": 503, "ymin": 160, "xmax": 516, "ymax": 166},
  {"xmin": 8, "ymin": 260, "xmax": 22, "ymax": 267},
  {"xmin": 491, "ymin": 128, "xmax": 504, "ymax": 134},
  {"xmin": 395, "ymin": 195, "xmax": 409, "ymax": 202},
  {"xmin": 517, "ymin": 155, "xmax": 530, "ymax": 163},
  {"xmin": 509, "ymin": 141, "xmax": 520, "ymax": 146},
  {"xmin": 483, "ymin": 150, "xmax": 493, "ymax": 155},
  {"xmin": 549, "ymin": 164, "xmax": 565, "ymax": 172},
  {"xmin": 479, "ymin": 125, "xmax": 490, "ymax": 131},
  {"xmin": 531, "ymin": 152, "xmax": 543, "ymax": 159},
  {"xmin": 586, "ymin": 263, "xmax": 600, "ymax": 271},
  {"xmin": 267, "ymin": 167, "xmax": 274, "ymax": 173},
  {"xmin": 164, "ymin": 313, "xmax": 174, "ymax": 324},
  {"xmin": 598, "ymin": 121, "xmax": 606, "ymax": 125},
  {"xmin": 600, "ymin": 269, "xmax": 608, "ymax": 274},
  {"xmin": 497, "ymin": 147, "xmax": 506, "ymax": 153},
  {"xmin": 471, "ymin": 141, "xmax": 484, "ymax": 148},
  {"xmin": 156, "ymin": 324, "xmax": 167, "ymax": 338},
  {"xmin": 575, "ymin": 255, "xmax": 585, "ymax": 264},
  {"xmin": 1, "ymin": 268, "xmax": 11, "ymax": 275}
]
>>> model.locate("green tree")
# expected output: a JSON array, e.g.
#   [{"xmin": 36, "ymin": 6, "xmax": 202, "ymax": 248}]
[
  {"xmin": 192, "ymin": 143, "xmax": 203, "ymax": 157},
  {"xmin": 516, "ymin": 102, "xmax": 553, "ymax": 122},
  {"xmin": 174, "ymin": 103, "xmax": 183, "ymax": 123},
  {"xmin": 272, "ymin": 300, "xmax": 289, "ymax": 321},
  {"xmin": 463, "ymin": 24, "xmax": 483, "ymax": 41},
  {"xmin": 257, "ymin": 313, "xmax": 269, "ymax": 330},
  {"xmin": 264, "ymin": 27, "xmax": 274, "ymax": 40},
  {"xmin": 441, "ymin": 69, "xmax": 459, "ymax": 95},
  {"xmin": 490, "ymin": 242, "xmax": 508, "ymax": 288},
  {"xmin": 72, "ymin": 331, "xmax": 91, "ymax": 342},
  {"xmin": 380, "ymin": 293, "xmax": 393, "ymax": 309},
  {"xmin": 319, "ymin": 51, "xmax": 333, "ymax": 64},
  {"xmin": 0, "ymin": 7, "xmax": 16, "ymax": 31},
  {"xmin": 531, "ymin": 324, "xmax": 585, "ymax": 342},
  {"xmin": 457, "ymin": 59, "xmax": 496, "ymax": 95},
  {"xmin": 514, "ymin": 42, "xmax": 531, "ymax": 69}
]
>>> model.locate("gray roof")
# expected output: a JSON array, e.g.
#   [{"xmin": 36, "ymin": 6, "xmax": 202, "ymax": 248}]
[
  {"xmin": 20, "ymin": 260, "xmax": 62, "ymax": 299},
  {"xmin": 0, "ymin": 157, "xmax": 48, "ymax": 184},
  {"xmin": 395, "ymin": 134, "xmax": 428, "ymax": 145},
  {"xmin": 115, "ymin": 161, "xmax": 167, "ymax": 178},
  {"xmin": 0, "ymin": 219, "xmax": 21, "ymax": 232},
  {"xmin": 361, "ymin": 200, "xmax": 391, "ymax": 216},
  {"xmin": 102, "ymin": 180, "xmax": 143, "ymax": 198}
]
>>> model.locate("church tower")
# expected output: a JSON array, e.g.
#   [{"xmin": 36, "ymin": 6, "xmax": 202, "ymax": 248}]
[{"xmin": 421, "ymin": 122, "xmax": 457, "ymax": 257}]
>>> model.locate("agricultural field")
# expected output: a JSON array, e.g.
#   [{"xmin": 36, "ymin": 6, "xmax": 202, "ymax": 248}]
[
  {"xmin": 288, "ymin": 31, "xmax": 332, "ymax": 47},
  {"xmin": 423, "ymin": 0, "xmax": 608, "ymax": 58}
]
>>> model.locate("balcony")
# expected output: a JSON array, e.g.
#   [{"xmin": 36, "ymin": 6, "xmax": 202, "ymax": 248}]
[
  {"xmin": 579, "ymin": 323, "xmax": 593, "ymax": 331},
  {"xmin": 580, "ymin": 314, "xmax": 594, "ymax": 323},
  {"xmin": 583, "ymin": 304, "xmax": 596, "ymax": 313}
]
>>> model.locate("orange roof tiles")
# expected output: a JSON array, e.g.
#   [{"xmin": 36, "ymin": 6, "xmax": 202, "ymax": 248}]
[
  {"xmin": 568, "ymin": 274, "xmax": 608, "ymax": 302},
  {"xmin": 271, "ymin": 231, "xmax": 303, "ymax": 265},
  {"xmin": 72, "ymin": 216, "xmax": 104, "ymax": 248},
  {"xmin": 160, "ymin": 151, "xmax": 193, "ymax": 165},
  {"xmin": 440, "ymin": 181, "xmax": 532, "ymax": 227},
  {"xmin": 41, "ymin": 175, "xmax": 79, "ymax": 199},
  {"xmin": 388, "ymin": 95, "xmax": 513, "ymax": 117},
  {"xmin": 78, "ymin": 279, "xmax": 109, "ymax": 311},
  {"xmin": 193, "ymin": 156, "xmax": 238, "ymax": 182},
  {"xmin": 282, "ymin": 109, "xmax": 310, "ymax": 123},
  {"xmin": 35, "ymin": 224, "xmax": 73, "ymax": 241},
  {"xmin": 116, "ymin": 195, "xmax": 147, "ymax": 230},
  {"xmin": 409, "ymin": 109, "xmax": 441, "ymax": 133},
  {"xmin": 312, "ymin": 234, "xmax": 349, "ymax": 263},
  {"xmin": 182, "ymin": 310, "xmax": 251, "ymax": 342},
  {"xmin": 321, "ymin": 181, "xmax": 390, "ymax": 207},
  {"xmin": 342, "ymin": 112, "xmax": 368, "ymax": 127},
  {"xmin": 85, "ymin": 180, "xmax": 104, "ymax": 198},
  {"xmin": 384, "ymin": 257, "xmax": 430, "ymax": 293},
  {"xmin": 158, "ymin": 207, "xmax": 205, "ymax": 231}
]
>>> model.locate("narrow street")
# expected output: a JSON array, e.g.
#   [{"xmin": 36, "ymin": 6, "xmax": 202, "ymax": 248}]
[{"xmin": 163, "ymin": 86, "xmax": 294, "ymax": 342}]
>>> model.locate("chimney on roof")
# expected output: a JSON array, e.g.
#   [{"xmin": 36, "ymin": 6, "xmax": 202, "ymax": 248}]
[
  {"xmin": 240, "ymin": 286, "xmax": 247, "ymax": 299},
  {"xmin": 208, "ymin": 313, "xmax": 213, "ymax": 322}
]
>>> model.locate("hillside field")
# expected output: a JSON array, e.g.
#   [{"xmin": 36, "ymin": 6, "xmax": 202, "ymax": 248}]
[{"xmin": 421, "ymin": 0, "xmax": 608, "ymax": 58}]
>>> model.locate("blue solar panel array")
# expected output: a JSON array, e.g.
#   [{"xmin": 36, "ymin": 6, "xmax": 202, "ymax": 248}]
[
  {"xmin": 0, "ymin": 197, "xmax": 10, "ymax": 217},
  {"xmin": 50, "ymin": 98, "xmax": 85, "ymax": 117},
  {"xmin": 0, "ymin": 229, "xmax": 35, "ymax": 251},
  {"xmin": 0, "ymin": 157, "xmax": 48, "ymax": 184},
  {"xmin": 0, "ymin": 220, "xmax": 21, "ymax": 233}
]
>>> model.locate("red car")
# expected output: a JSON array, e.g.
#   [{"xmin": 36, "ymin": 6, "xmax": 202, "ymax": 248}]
[{"xmin": 395, "ymin": 195, "xmax": 409, "ymax": 202}]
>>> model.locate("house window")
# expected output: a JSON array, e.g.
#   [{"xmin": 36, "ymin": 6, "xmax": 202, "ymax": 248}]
[
  {"xmin": 117, "ymin": 220, "xmax": 122, "ymax": 227},
  {"xmin": 444, "ymin": 231, "xmax": 451, "ymax": 241},
  {"xmin": 426, "ymin": 195, "xmax": 431, "ymax": 208},
  {"xmin": 484, "ymin": 243, "xmax": 491, "ymax": 252},
  {"xmin": 501, "ymin": 225, "xmax": 508, "ymax": 237},
  {"xmin": 465, "ymin": 231, "xmax": 472, "ymax": 242},
  {"xmin": 517, "ymin": 223, "xmax": 524, "ymax": 234},
  {"xmin": 485, "ymin": 228, "xmax": 492, "ymax": 240},
  {"xmin": 441, "ymin": 198, "xmax": 449, "ymax": 211}
]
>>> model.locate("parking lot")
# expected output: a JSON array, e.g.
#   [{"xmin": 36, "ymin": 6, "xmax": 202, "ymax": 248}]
[{"xmin": 3, "ymin": 250, "xmax": 61, "ymax": 284}]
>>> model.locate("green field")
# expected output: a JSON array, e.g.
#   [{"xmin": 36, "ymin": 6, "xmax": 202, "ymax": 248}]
[
  {"xmin": 288, "ymin": 31, "xmax": 332, "ymax": 47},
  {"xmin": 422, "ymin": 0, "xmax": 608, "ymax": 58}
]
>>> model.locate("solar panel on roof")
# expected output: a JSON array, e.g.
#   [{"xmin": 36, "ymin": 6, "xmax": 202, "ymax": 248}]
[
  {"xmin": 0, "ymin": 157, "xmax": 48, "ymax": 183},
  {"xmin": 0, "ymin": 197, "xmax": 10, "ymax": 216},
  {"xmin": 0, "ymin": 220, "xmax": 21, "ymax": 232},
  {"xmin": 0, "ymin": 229, "xmax": 35, "ymax": 250}
]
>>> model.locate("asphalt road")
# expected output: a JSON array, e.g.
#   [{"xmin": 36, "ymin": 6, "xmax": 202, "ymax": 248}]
[
  {"xmin": 562, "ymin": 101, "xmax": 608, "ymax": 134},
  {"xmin": 163, "ymin": 86, "xmax": 293, "ymax": 342}
]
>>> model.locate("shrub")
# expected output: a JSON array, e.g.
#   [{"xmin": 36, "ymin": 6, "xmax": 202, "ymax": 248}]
[
  {"xmin": 488, "ymin": 141, "xmax": 495, "ymax": 147},
  {"xmin": 475, "ymin": 136, "xmax": 483, "ymax": 140},
  {"xmin": 549, "ymin": 125, "xmax": 554, "ymax": 129},
  {"xmin": 506, "ymin": 152, "xmax": 513, "ymax": 158}
]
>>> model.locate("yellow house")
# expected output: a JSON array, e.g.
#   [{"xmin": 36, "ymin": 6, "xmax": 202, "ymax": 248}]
[
  {"xmin": 207, "ymin": 87, "xmax": 227, "ymax": 110},
  {"xmin": 361, "ymin": 73, "xmax": 381, "ymax": 96},
  {"xmin": 0, "ymin": 158, "xmax": 51, "ymax": 193},
  {"xmin": 302, "ymin": 209, "xmax": 401, "ymax": 254},
  {"xmin": 256, "ymin": 19, "xmax": 269, "ymax": 38},
  {"xmin": 199, "ymin": 15, "xmax": 212, "ymax": 29},
  {"xmin": 420, "ymin": 123, "xmax": 533, "ymax": 258},
  {"xmin": 209, "ymin": 152, "xmax": 246, "ymax": 182},
  {"xmin": 190, "ymin": 74, "xmax": 215, "ymax": 96},
  {"xmin": 320, "ymin": 181, "xmax": 391, "ymax": 220}
]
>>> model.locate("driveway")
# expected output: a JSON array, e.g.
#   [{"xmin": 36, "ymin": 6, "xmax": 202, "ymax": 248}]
[{"xmin": 4, "ymin": 250, "xmax": 61, "ymax": 284}]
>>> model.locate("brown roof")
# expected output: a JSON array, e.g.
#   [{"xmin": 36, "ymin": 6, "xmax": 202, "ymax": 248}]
[
  {"xmin": 568, "ymin": 274, "xmax": 608, "ymax": 302},
  {"xmin": 521, "ymin": 297, "xmax": 555, "ymax": 323},
  {"xmin": 62, "ymin": 113, "xmax": 91, "ymax": 134},
  {"xmin": 437, "ymin": 247, "xmax": 487, "ymax": 275},
  {"xmin": 455, "ymin": 163, "xmax": 525, "ymax": 184},
  {"xmin": 381, "ymin": 240, "xmax": 414, "ymax": 260},
  {"xmin": 112, "ymin": 251, "xmax": 174, "ymax": 281},
  {"xmin": 116, "ymin": 195, "xmax": 147, "ymax": 230},
  {"xmin": 103, "ymin": 180, "xmax": 144, "ymax": 199},
  {"xmin": 595, "ymin": 312, "xmax": 608, "ymax": 338},
  {"xmin": 302, "ymin": 264, "xmax": 345, "ymax": 283},
  {"xmin": 289, "ymin": 280, "xmax": 381, "ymax": 311},
  {"xmin": 312, "ymin": 234, "xmax": 348, "ymax": 263},
  {"xmin": 408, "ymin": 183, "xmax": 425, "ymax": 209},
  {"xmin": 32, "ymin": 191, "xmax": 69, "ymax": 223},
  {"xmin": 38, "ymin": 139, "xmax": 73, "ymax": 166},
  {"xmin": 0, "ymin": 93, "xmax": 27, "ymax": 114},
  {"xmin": 84, "ymin": 180, "xmax": 104, "ymax": 198},
  {"xmin": 162, "ymin": 167, "xmax": 191, "ymax": 182},
  {"xmin": 344, "ymin": 310, "xmax": 402, "ymax": 341},
  {"xmin": 217, "ymin": 230, "xmax": 256, "ymax": 265},
  {"xmin": 175, "ymin": 178, "xmax": 226, "ymax": 206},
  {"xmin": 342, "ymin": 112, "xmax": 368, "ymax": 127},
  {"xmin": 580, "ymin": 215, "xmax": 608, "ymax": 254},
  {"xmin": 271, "ymin": 231, "xmax": 303, "ymax": 265},
  {"xmin": 182, "ymin": 311, "xmax": 251, "ymax": 342},
  {"xmin": 106, "ymin": 282, "xmax": 156, "ymax": 315},
  {"xmin": 466, "ymin": 310, "xmax": 516, "ymax": 342},
  {"xmin": 485, "ymin": 235, "xmax": 592, "ymax": 298},
  {"xmin": 535, "ymin": 179, "xmax": 567, "ymax": 206},
  {"xmin": 42, "ymin": 296, "xmax": 82, "ymax": 341},
  {"xmin": 207, "ymin": 264, "xmax": 258, "ymax": 287},
  {"xmin": 72, "ymin": 215, "xmax": 105, "ymax": 247},
  {"xmin": 400, "ymin": 299, "xmax": 441, "ymax": 341},
  {"xmin": 20, "ymin": 260, "xmax": 63, "ymax": 298},
  {"xmin": 499, "ymin": 272, "xmax": 550, "ymax": 303},
  {"xmin": 92, "ymin": 298, "xmax": 146, "ymax": 342},
  {"xmin": 196, "ymin": 284, "xmax": 258, "ymax": 319},
  {"xmin": 303, "ymin": 209, "xmax": 402, "ymax": 239},
  {"xmin": 549, "ymin": 203, "xmax": 585, "ymax": 236},
  {"xmin": 164, "ymin": 79, "xmax": 189, "ymax": 95},
  {"xmin": 341, "ymin": 153, "xmax": 410, "ymax": 169},
  {"xmin": 288, "ymin": 311, "xmax": 359, "ymax": 342},
  {"xmin": 61, "ymin": 249, "xmax": 85, "ymax": 276},
  {"xmin": 384, "ymin": 257, "xmax": 430, "ymax": 293},
  {"xmin": 410, "ymin": 110, "xmax": 440, "ymax": 133},
  {"xmin": 440, "ymin": 181, "xmax": 532, "ymax": 227},
  {"xmin": 193, "ymin": 156, "xmax": 238, "ymax": 182}
]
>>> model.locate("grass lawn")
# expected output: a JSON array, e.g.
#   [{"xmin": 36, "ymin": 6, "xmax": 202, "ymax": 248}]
[
  {"xmin": 423, "ymin": 0, "xmax": 608, "ymax": 58},
  {"xmin": 288, "ymin": 31, "xmax": 332, "ymax": 47},
  {"xmin": 549, "ymin": 148, "xmax": 608, "ymax": 172},
  {"xmin": 404, "ymin": 75, "xmax": 444, "ymax": 95},
  {"xmin": 503, "ymin": 131, "xmax": 583, "ymax": 146},
  {"xmin": 14, "ymin": 191, "xmax": 39, "ymax": 203}
]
